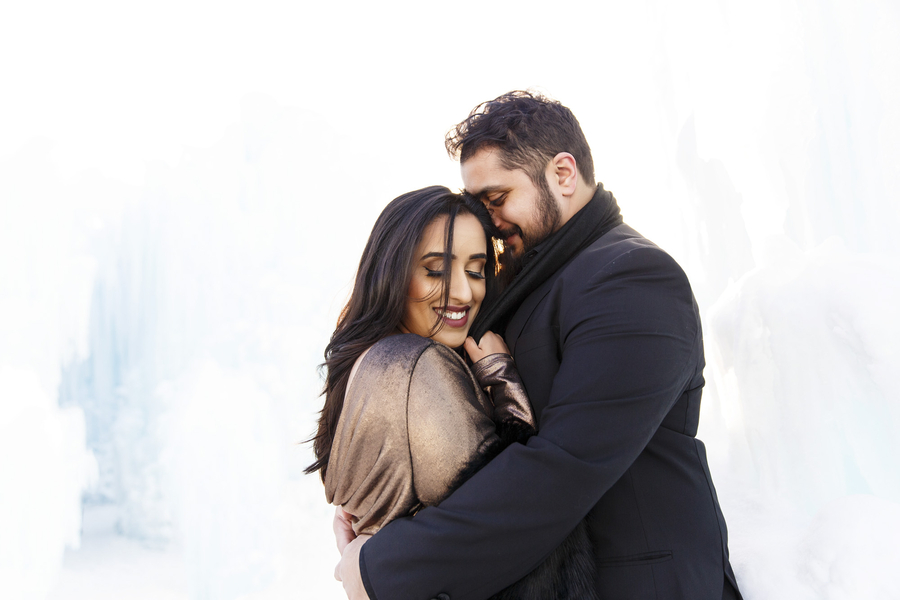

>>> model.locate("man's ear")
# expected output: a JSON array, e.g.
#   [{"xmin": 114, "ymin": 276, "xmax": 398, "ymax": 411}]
[{"xmin": 549, "ymin": 152, "xmax": 579, "ymax": 196}]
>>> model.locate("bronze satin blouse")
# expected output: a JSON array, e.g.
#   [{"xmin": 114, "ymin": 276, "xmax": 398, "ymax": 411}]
[{"xmin": 324, "ymin": 334, "xmax": 534, "ymax": 536}]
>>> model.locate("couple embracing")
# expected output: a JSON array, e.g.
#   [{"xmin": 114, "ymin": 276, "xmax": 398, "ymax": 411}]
[{"xmin": 307, "ymin": 91, "xmax": 742, "ymax": 600}]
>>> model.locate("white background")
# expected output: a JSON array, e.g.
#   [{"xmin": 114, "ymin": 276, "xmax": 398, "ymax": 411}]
[{"xmin": 1, "ymin": 1, "xmax": 898, "ymax": 598}]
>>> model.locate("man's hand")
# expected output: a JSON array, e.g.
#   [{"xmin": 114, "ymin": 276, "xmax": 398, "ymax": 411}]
[
  {"xmin": 333, "ymin": 506, "xmax": 357, "ymax": 555},
  {"xmin": 464, "ymin": 331, "xmax": 510, "ymax": 363},
  {"xmin": 335, "ymin": 533, "xmax": 372, "ymax": 599}
]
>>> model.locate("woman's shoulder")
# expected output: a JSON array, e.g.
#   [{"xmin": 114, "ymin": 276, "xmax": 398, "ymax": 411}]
[
  {"xmin": 368, "ymin": 333, "xmax": 433, "ymax": 356},
  {"xmin": 341, "ymin": 335, "xmax": 438, "ymax": 431},
  {"xmin": 347, "ymin": 335, "xmax": 470, "ymax": 398},
  {"xmin": 348, "ymin": 335, "xmax": 431, "ymax": 387},
  {"xmin": 365, "ymin": 334, "xmax": 464, "ymax": 371}
]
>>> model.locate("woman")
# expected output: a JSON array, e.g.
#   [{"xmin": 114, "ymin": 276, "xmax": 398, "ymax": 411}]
[{"xmin": 307, "ymin": 186, "xmax": 595, "ymax": 600}]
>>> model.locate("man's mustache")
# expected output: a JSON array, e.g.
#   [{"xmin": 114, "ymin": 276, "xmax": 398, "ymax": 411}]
[{"xmin": 495, "ymin": 225, "xmax": 523, "ymax": 242}]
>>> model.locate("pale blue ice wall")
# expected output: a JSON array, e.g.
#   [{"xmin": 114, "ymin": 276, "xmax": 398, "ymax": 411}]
[
  {"xmin": 1, "ymin": 97, "xmax": 378, "ymax": 597},
  {"xmin": 54, "ymin": 96, "xmax": 371, "ymax": 539},
  {"xmin": 1, "ymin": 140, "xmax": 105, "ymax": 598}
]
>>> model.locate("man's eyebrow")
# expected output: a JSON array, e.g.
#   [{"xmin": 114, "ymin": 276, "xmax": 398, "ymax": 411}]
[{"xmin": 465, "ymin": 185, "xmax": 505, "ymax": 200}]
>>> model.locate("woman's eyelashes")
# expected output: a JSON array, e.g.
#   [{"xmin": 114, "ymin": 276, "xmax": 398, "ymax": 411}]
[{"xmin": 423, "ymin": 264, "xmax": 485, "ymax": 279}]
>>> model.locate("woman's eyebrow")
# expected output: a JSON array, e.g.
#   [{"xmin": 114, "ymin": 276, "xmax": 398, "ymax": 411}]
[
  {"xmin": 420, "ymin": 252, "xmax": 488, "ymax": 260},
  {"xmin": 421, "ymin": 251, "xmax": 454, "ymax": 260}
]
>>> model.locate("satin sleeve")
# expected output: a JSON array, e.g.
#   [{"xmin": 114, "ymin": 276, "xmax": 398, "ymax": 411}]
[
  {"xmin": 407, "ymin": 344, "xmax": 499, "ymax": 507},
  {"xmin": 471, "ymin": 353, "xmax": 536, "ymax": 430}
]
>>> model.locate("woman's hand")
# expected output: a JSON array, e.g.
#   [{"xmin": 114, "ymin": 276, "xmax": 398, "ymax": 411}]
[
  {"xmin": 335, "ymin": 533, "xmax": 372, "ymax": 599},
  {"xmin": 464, "ymin": 331, "xmax": 511, "ymax": 363},
  {"xmin": 333, "ymin": 506, "xmax": 357, "ymax": 555}
]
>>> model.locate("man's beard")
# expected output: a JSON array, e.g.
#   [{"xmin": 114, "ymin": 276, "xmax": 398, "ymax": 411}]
[{"xmin": 497, "ymin": 177, "xmax": 561, "ymax": 282}]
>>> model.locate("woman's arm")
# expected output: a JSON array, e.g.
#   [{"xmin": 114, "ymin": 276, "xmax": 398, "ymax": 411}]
[
  {"xmin": 467, "ymin": 331, "xmax": 536, "ymax": 442},
  {"xmin": 406, "ymin": 342, "xmax": 501, "ymax": 507}
]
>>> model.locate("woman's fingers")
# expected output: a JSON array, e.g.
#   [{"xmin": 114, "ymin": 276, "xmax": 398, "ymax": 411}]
[
  {"xmin": 337, "ymin": 534, "xmax": 373, "ymax": 598},
  {"xmin": 478, "ymin": 331, "xmax": 511, "ymax": 356},
  {"xmin": 465, "ymin": 332, "xmax": 511, "ymax": 362},
  {"xmin": 333, "ymin": 506, "xmax": 357, "ymax": 554},
  {"xmin": 463, "ymin": 336, "xmax": 482, "ymax": 361}
]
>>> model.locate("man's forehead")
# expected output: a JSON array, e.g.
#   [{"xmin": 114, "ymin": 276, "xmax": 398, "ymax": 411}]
[{"xmin": 461, "ymin": 148, "xmax": 515, "ymax": 195}]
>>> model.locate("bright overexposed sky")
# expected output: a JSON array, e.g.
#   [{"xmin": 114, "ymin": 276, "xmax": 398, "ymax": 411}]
[
  {"xmin": 6, "ymin": 1, "xmax": 896, "ymax": 266},
  {"xmin": 0, "ymin": 1, "xmax": 789, "ymax": 188}
]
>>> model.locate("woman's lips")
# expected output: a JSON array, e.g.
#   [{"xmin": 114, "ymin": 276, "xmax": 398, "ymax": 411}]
[{"xmin": 434, "ymin": 306, "xmax": 469, "ymax": 328}]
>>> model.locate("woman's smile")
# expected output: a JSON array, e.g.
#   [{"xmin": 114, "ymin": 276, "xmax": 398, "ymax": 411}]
[{"xmin": 434, "ymin": 305, "xmax": 470, "ymax": 327}]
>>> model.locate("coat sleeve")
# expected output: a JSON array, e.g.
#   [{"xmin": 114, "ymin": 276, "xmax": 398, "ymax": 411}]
[{"xmin": 359, "ymin": 246, "xmax": 703, "ymax": 600}]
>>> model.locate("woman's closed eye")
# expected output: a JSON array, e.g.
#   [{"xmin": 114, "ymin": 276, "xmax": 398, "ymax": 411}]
[{"xmin": 426, "ymin": 266, "xmax": 483, "ymax": 279}]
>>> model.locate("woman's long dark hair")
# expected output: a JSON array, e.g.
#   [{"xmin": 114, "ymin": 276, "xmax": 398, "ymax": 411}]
[{"xmin": 306, "ymin": 185, "xmax": 498, "ymax": 479}]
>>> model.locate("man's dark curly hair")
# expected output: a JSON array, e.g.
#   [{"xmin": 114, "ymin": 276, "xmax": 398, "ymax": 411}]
[{"xmin": 445, "ymin": 90, "xmax": 595, "ymax": 187}]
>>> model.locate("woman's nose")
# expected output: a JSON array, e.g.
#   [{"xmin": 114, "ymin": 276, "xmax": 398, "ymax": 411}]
[{"xmin": 449, "ymin": 269, "xmax": 473, "ymax": 304}]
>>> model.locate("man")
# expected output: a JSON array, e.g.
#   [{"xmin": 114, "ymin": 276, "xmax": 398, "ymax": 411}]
[{"xmin": 337, "ymin": 91, "xmax": 742, "ymax": 599}]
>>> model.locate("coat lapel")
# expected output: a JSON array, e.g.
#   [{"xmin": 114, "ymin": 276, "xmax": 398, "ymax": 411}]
[{"xmin": 505, "ymin": 275, "xmax": 556, "ymax": 355}]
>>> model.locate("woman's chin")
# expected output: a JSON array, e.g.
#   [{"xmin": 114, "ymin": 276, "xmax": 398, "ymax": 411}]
[{"xmin": 432, "ymin": 329, "xmax": 470, "ymax": 349}]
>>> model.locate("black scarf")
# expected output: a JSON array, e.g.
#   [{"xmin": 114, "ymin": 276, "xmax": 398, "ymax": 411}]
[{"xmin": 470, "ymin": 184, "xmax": 623, "ymax": 342}]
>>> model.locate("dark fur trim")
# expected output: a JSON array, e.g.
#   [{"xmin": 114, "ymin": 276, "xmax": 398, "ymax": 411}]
[
  {"xmin": 449, "ymin": 424, "xmax": 598, "ymax": 600},
  {"xmin": 488, "ymin": 518, "xmax": 598, "ymax": 600}
]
